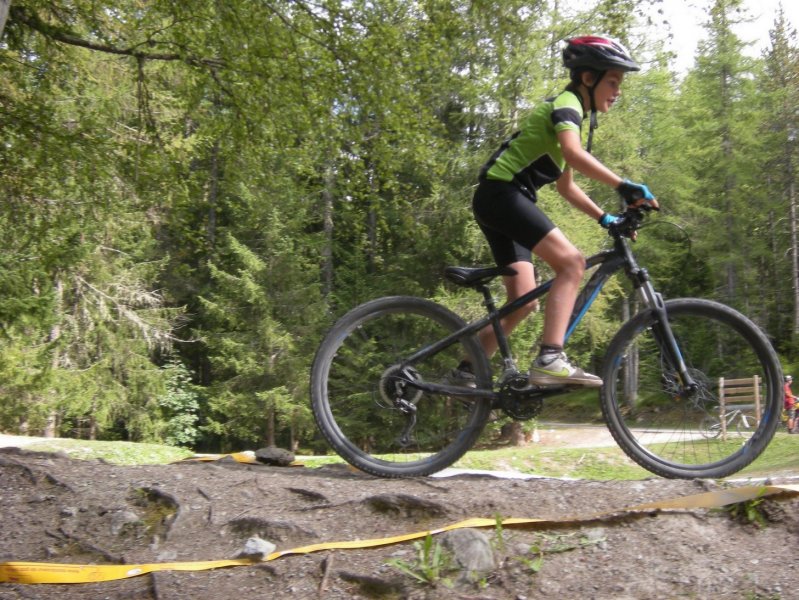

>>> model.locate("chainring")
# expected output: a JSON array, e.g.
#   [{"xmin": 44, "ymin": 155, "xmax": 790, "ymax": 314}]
[{"xmin": 498, "ymin": 373, "xmax": 544, "ymax": 420}]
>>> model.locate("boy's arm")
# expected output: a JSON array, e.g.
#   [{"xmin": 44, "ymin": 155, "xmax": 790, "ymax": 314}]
[
  {"xmin": 557, "ymin": 129, "xmax": 623, "ymax": 188},
  {"xmin": 557, "ymin": 128, "xmax": 661, "ymax": 210},
  {"xmin": 555, "ymin": 167, "xmax": 604, "ymax": 221}
]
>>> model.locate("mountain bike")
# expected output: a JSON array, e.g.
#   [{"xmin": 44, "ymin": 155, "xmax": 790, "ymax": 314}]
[
  {"xmin": 310, "ymin": 205, "xmax": 783, "ymax": 479},
  {"xmin": 700, "ymin": 408, "xmax": 758, "ymax": 440}
]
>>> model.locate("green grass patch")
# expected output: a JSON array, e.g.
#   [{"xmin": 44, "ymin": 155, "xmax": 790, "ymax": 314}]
[
  {"xmin": 295, "ymin": 455, "xmax": 347, "ymax": 468},
  {"xmin": 454, "ymin": 430, "xmax": 799, "ymax": 480},
  {"xmin": 296, "ymin": 445, "xmax": 650, "ymax": 480},
  {"xmin": 453, "ymin": 444, "xmax": 651, "ymax": 480},
  {"xmin": 737, "ymin": 432, "xmax": 799, "ymax": 478},
  {"xmin": 24, "ymin": 438, "xmax": 194, "ymax": 465},
  {"xmin": 20, "ymin": 429, "xmax": 797, "ymax": 480},
  {"xmin": 251, "ymin": 429, "xmax": 799, "ymax": 481}
]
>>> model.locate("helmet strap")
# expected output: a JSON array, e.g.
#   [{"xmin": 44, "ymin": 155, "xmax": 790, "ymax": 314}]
[
  {"xmin": 585, "ymin": 70, "xmax": 606, "ymax": 154},
  {"xmin": 586, "ymin": 111, "xmax": 597, "ymax": 154}
]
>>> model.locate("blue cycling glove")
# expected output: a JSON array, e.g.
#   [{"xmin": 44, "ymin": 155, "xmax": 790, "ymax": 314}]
[
  {"xmin": 617, "ymin": 179, "xmax": 655, "ymax": 205},
  {"xmin": 598, "ymin": 213, "xmax": 622, "ymax": 229}
]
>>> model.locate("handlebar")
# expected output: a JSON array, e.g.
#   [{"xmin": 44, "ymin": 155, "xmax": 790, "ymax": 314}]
[{"xmin": 608, "ymin": 204, "xmax": 657, "ymax": 239}]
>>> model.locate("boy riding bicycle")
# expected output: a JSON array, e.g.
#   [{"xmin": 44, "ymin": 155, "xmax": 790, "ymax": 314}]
[{"xmin": 457, "ymin": 35, "xmax": 658, "ymax": 388}]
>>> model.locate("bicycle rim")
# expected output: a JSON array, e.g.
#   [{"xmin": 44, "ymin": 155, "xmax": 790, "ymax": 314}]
[
  {"xmin": 601, "ymin": 299, "xmax": 781, "ymax": 479},
  {"xmin": 311, "ymin": 296, "xmax": 492, "ymax": 478}
]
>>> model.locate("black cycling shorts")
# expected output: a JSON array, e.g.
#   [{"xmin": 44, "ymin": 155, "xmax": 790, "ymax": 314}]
[{"xmin": 472, "ymin": 178, "xmax": 555, "ymax": 267}]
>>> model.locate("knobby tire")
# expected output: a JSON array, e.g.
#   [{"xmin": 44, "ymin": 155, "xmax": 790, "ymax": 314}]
[
  {"xmin": 310, "ymin": 296, "xmax": 492, "ymax": 478},
  {"xmin": 600, "ymin": 298, "xmax": 782, "ymax": 479}
]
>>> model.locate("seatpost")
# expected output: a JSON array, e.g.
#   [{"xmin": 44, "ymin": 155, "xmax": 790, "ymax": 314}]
[{"xmin": 478, "ymin": 284, "xmax": 515, "ymax": 371}]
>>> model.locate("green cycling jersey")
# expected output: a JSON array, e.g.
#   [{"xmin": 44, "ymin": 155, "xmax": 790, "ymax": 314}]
[{"xmin": 480, "ymin": 89, "xmax": 584, "ymax": 196}]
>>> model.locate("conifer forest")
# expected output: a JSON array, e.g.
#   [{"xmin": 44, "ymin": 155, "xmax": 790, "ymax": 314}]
[{"xmin": 1, "ymin": 0, "xmax": 798, "ymax": 452}]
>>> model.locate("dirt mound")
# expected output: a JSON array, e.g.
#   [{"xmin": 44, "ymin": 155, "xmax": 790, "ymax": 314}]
[{"xmin": 1, "ymin": 447, "xmax": 798, "ymax": 599}]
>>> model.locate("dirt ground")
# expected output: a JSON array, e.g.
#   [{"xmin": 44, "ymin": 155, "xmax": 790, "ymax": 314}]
[{"xmin": 1, "ymin": 439, "xmax": 799, "ymax": 600}]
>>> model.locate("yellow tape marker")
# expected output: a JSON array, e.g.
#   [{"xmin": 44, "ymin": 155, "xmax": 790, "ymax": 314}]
[
  {"xmin": 2, "ymin": 484, "xmax": 797, "ymax": 585},
  {"xmin": 0, "ymin": 559, "xmax": 255, "ymax": 585},
  {"xmin": 179, "ymin": 452, "xmax": 260, "ymax": 464},
  {"xmin": 179, "ymin": 453, "xmax": 304, "ymax": 466}
]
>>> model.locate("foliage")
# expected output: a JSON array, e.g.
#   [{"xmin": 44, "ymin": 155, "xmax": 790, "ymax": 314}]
[
  {"xmin": 515, "ymin": 531, "xmax": 607, "ymax": 574},
  {"xmin": 157, "ymin": 360, "xmax": 201, "ymax": 447},
  {"xmin": 723, "ymin": 489, "xmax": 771, "ymax": 528},
  {"xmin": 386, "ymin": 533, "xmax": 454, "ymax": 588}
]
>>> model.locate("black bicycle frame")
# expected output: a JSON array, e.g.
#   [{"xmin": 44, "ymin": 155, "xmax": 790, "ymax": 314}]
[{"xmin": 402, "ymin": 232, "xmax": 696, "ymax": 396}]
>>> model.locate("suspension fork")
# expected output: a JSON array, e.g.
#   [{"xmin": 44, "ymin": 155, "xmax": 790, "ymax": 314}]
[
  {"xmin": 633, "ymin": 271, "xmax": 698, "ymax": 396},
  {"xmin": 615, "ymin": 235, "xmax": 698, "ymax": 395}
]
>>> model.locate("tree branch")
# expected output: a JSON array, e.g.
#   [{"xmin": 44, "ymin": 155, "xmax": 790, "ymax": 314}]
[{"xmin": 10, "ymin": 6, "xmax": 224, "ymax": 67}]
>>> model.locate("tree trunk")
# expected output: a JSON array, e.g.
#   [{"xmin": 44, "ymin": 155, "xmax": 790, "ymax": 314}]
[
  {"xmin": 89, "ymin": 410, "xmax": 98, "ymax": 440},
  {"xmin": 44, "ymin": 276, "xmax": 64, "ymax": 438},
  {"xmin": 498, "ymin": 421, "xmax": 525, "ymax": 446},
  {"xmin": 791, "ymin": 179, "xmax": 799, "ymax": 335},
  {"xmin": 43, "ymin": 413, "xmax": 57, "ymax": 438},
  {"xmin": 0, "ymin": 1, "xmax": 10, "ymax": 39},
  {"xmin": 265, "ymin": 405, "xmax": 276, "ymax": 447},
  {"xmin": 207, "ymin": 139, "xmax": 220, "ymax": 248},
  {"xmin": 366, "ymin": 167, "xmax": 378, "ymax": 275},
  {"xmin": 321, "ymin": 165, "xmax": 335, "ymax": 299},
  {"xmin": 720, "ymin": 60, "xmax": 737, "ymax": 302}
]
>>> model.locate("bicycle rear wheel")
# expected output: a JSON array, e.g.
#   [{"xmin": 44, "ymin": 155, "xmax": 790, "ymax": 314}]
[
  {"xmin": 311, "ymin": 296, "xmax": 492, "ymax": 477},
  {"xmin": 736, "ymin": 413, "xmax": 757, "ymax": 439},
  {"xmin": 601, "ymin": 298, "xmax": 782, "ymax": 479}
]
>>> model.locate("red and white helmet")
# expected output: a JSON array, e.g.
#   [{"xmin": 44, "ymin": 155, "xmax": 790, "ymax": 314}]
[{"xmin": 562, "ymin": 35, "xmax": 640, "ymax": 73}]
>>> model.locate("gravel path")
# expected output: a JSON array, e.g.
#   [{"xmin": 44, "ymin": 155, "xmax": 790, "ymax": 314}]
[{"xmin": 0, "ymin": 434, "xmax": 53, "ymax": 448}]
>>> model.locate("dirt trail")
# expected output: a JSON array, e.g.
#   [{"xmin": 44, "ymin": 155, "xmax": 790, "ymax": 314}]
[{"xmin": 2, "ymin": 444, "xmax": 798, "ymax": 599}]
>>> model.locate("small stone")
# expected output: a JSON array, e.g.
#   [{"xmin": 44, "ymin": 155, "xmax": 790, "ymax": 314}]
[
  {"xmin": 254, "ymin": 447, "xmax": 295, "ymax": 466},
  {"xmin": 440, "ymin": 528, "xmax": 495, "ymax": 581},
  {"xmin": 28, "ymin": 494, "xmax": 52, "ymax": 504},
  {"xmin": 583, "ymin": 527, "xmax": 606, "ymax": 542},
  {"xmin": 515, "ymin": 542, "xmax": 531, "ymax": 555},
  {"xmin": 236, "ymin": 536, "xmax": 277, "ymax": 560},
  {"xmin": 110, "ymin": 510, "xmax": 141, "ymax": 535},
  {"xmin": 156, "ymin": 550, "xmax": 178, "ymax": 561}
]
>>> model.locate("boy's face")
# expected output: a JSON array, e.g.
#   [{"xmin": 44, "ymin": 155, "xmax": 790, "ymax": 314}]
[{"xmin": 583, "ymin": 70, "xmax": 626, "ymax": 113}]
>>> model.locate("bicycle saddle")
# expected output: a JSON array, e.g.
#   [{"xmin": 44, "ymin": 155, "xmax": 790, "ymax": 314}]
[{"xmin": 444, "ymin": 265, "xmax": 517, "ymax": 287}]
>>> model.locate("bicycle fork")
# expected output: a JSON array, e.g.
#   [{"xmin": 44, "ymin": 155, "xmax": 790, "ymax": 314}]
[{"xmin": 636, "ymin": 273, "xmax": 698, "ymax": 397}]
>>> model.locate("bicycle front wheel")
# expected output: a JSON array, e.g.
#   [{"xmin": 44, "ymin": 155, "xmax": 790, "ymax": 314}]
[
  {"xmin": 601, "ymin": 298, "xmax": 782, "ymax": 479},
  {"xmin": 310, "ymin": 296, "xmax": 492, "ymax": 478}
]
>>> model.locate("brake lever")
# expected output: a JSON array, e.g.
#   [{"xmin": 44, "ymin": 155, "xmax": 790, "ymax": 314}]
[{"xmin": 609, "ymin": 209, "xmax": 644, "ymax": 240}]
